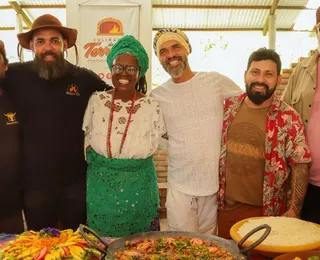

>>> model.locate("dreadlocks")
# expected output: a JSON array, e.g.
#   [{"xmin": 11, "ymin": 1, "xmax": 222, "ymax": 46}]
[{"xmin": 136, "ymin": 76, "xmax": 147, "ymax": 95}]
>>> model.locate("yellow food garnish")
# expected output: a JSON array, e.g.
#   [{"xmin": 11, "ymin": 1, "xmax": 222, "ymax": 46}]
[{"xmin": 0, "ymin": 228, "xmax": 100, "ymax": 260}]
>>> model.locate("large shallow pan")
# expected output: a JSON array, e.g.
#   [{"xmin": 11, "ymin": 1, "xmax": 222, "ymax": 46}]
[{"xmin": 79, "ymin": 224, "xmax": 271, "ymax": 259}]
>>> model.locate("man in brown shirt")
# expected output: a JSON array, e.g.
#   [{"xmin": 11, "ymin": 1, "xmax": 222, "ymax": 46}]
[
  {"xmin": 219, "ymin": 84, "xmax": 269, "ymax": 239},
  {"xmin": 218, "ymin": 48, "xmax": 310, "ymax": 239}
]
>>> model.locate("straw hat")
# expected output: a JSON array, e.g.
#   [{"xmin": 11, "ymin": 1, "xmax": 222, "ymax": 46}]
[{"xmin": 17, "ymin": 14, "xmax": 78, "ymax": 50}]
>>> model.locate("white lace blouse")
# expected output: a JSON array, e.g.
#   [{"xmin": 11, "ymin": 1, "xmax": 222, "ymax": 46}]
[{"xmin": 83, "ymin": 91, "xmax": 166, "ymax": 159}]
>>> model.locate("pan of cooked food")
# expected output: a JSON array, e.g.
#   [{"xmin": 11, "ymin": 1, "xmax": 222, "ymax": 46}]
[{"xmin": 79, "ymin": 223, "xmax": 271, "ymax": 259}]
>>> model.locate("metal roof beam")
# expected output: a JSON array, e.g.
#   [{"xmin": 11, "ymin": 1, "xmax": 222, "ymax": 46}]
[
  {"xmin": 152, "ymin": 5, "xmax": 313, "ymax": 10},
  {"xmin": 0, "ymin": 26, "xmax": 28, "ymax": 30},
  {"xmin": 0, "ymin": 25, "xmax": 311, "ymax": 32},
  {"xmin": 1, "ymin": 4, "xmax": 313, "ymax": 10},
  {"xmin": 153, "ymin": 27, "xmax": 312, "ymax": 32},
  {"xmin": 9, "ymin": 1, "xmax": 32, "ymax": 29},
  {"xmin": 20, "ymin": 4, "xmax": 66, "ymax": 9},
  {"xmin": 262, "ymin": 0, "xmax": 280, "ymax": 36},
  {"xmin": 0, "ymin": 4, "xmax": 66, "ymax": 9}
]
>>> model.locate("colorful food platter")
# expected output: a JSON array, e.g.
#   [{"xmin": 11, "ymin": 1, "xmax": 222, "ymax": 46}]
[{"xmin": 0, "ymin": 228, "xmax": 101, "ymax": 260}]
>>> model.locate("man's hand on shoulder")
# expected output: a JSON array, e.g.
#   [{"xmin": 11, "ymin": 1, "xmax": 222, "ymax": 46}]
[
  {"xmin": 96, "ymin": 79, "xmax": 113, "ymax": 92},
  {"xmin": 85, "ymin": 67, "xmax": 113, "ymax": 92}
]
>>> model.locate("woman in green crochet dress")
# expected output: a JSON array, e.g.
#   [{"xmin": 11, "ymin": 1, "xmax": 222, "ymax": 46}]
[{"xmin": 82, "ymin": 35, "xmax": 166, "ymax": 237}]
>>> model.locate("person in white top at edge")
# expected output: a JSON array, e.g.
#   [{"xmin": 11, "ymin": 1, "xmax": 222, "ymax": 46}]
[{"xmin": 151, "ymin": 28, "xmax": 243, "ymax": 234}]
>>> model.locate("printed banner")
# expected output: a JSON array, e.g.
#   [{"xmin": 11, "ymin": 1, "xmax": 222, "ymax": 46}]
[{"xmin": 79, "ymin": 5, "xmax": 139, "ymax": 85}]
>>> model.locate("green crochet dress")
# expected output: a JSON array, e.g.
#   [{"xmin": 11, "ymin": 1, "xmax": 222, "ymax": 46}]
[{"xmin": 86, "ymin": 149, "xmax": 159, "ymax": 237}]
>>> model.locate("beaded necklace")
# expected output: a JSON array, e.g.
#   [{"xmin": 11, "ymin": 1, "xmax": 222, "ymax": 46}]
[{"xmin": 107, "ymin": 89, "xmax": 136, "ymax": 158}]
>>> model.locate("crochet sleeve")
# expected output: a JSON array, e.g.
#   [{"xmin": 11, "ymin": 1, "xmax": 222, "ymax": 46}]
[{"xmin": 218, "ymin": 73, "xmax": 243, "ymax": 100}]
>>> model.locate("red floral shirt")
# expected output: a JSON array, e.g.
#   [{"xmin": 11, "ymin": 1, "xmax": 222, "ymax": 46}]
[{"xmin": 218, "ymin": 93, "xmax": 311, "ymax": 216}]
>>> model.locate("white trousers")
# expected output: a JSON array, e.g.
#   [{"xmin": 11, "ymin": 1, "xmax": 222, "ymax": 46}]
[{"xmin": 166, "ymin": 183, "xmax": 218, "ymax": 234}]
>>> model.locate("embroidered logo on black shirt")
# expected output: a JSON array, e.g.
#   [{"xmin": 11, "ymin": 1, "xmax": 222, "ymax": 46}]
[
  {"xmin": 3, "ymin": 112, "xmax": 19, "ymax": 125},
  {"xmin": 66, "ymin": 84, "xmax": 80, "ymax": 96}
]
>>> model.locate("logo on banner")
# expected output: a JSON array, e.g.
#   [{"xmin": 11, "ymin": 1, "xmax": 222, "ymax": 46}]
[
  {"xmin": 84, "ymin": 18, "xmax": 124, "ymax": 60},
  {"xmin": 97, "ymin": 18, "xmax": 124, "ymax": 36},
  {"xmin": 83, "ymin": 18, "xmax": 125, "ymax": 81}
]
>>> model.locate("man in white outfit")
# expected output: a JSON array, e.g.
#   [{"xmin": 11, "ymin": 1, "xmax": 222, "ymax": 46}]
[{"xmin": 151, "ymin": 28, "xmax": 242, "ymax": 234}]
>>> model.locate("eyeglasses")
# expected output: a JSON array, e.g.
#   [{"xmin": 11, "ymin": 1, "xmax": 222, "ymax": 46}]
[{"xmin": 112, "ymin": 65, "xmax": 139, "ymax": 75}]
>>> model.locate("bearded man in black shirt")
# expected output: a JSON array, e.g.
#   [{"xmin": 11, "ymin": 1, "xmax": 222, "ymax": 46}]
[
  {"xmin": 2, "ymin": 14, "xmax": 112, "ymax": 230},
  {"xmin": 0, "ymin": 41, "xmax": 24, "ymax": 233}
]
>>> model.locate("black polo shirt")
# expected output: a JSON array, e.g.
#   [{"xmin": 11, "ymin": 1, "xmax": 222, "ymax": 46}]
[
  {"xmin": 0, "ymin": 87, "xmax": 23, "ymax": 233},
  {"xmin": 2, "ymin": 61, "xmax": 112, "ymax": 229}
]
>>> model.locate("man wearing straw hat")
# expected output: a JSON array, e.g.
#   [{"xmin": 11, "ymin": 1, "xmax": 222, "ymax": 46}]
[
  {"xmin": 2, "ymin": 14, "xmax": 111, "ymax": 230},
  {"xmin": 0, "ymin": 40, "xmax": 24, "ymax": 233}
]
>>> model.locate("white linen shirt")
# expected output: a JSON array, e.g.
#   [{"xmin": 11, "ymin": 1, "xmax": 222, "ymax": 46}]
[{"xmin": 151, "ymin": 72, "xmax": 243, "ymax": 196}]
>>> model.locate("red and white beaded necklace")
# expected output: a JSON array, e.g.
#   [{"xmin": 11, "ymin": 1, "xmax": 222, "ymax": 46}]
[{"xmin": 107, "ymin": 89, "xmax": 136, "ymax": 158}]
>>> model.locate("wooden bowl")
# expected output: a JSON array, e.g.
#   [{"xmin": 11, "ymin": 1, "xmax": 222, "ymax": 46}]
[{"xmin": 274, "ymin": 251, "xmax": 320, "ymax": 260}]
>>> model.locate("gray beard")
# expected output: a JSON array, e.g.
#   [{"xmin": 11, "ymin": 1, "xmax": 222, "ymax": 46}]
[
  {"xmin": 166, "ymin": 63, "xmax": 186, "ymax": 78},
  {"xmin": 162, "ymin": 56, "xmax": 187, "ymax": 79},
  {"xmin": 33, "ymin": 56, "xmax": 69, "ymax": 80}
]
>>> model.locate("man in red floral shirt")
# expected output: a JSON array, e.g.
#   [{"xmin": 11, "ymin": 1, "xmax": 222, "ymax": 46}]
[{"xmin": 217, "ymin": 48, "xmax": 311, "ymax": 239}]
